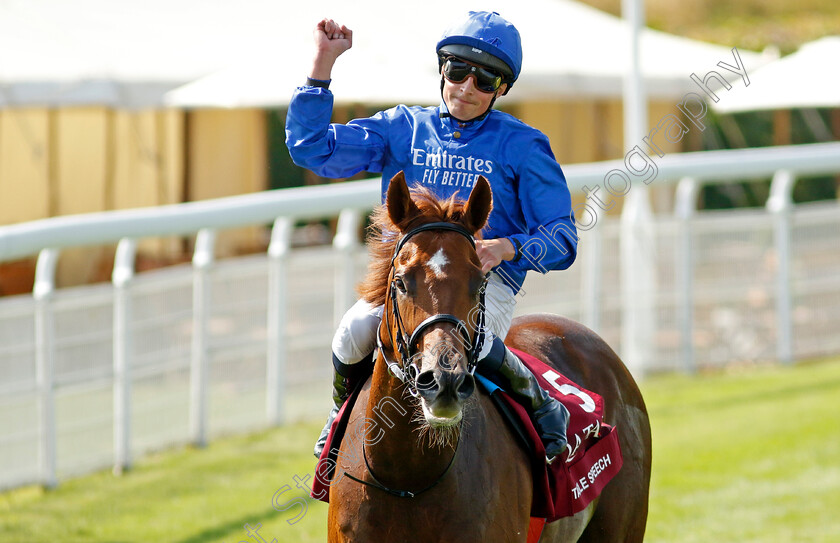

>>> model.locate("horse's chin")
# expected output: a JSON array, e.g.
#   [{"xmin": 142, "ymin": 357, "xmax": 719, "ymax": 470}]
[
  {"xmin": 420, "ymin": 399, "xmax": 463, "ymax": 428},
  {"xmin": 415, "ymin": 399, "xmax": 463, "ymax": 449}
]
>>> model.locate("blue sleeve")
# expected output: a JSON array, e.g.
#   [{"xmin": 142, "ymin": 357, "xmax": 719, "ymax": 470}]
[
  {"xmin": 284, "ymin": 85, "xmax": 388, "ymax": 178},
  {"xmin": 505, "ymin": 134, "xmax": 578, "ymax": 274}
]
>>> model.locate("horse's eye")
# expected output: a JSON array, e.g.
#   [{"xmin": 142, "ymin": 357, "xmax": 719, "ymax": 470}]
[{"xmin": 394, "ymin": 277, "xmax": 407, "ymax": 294}]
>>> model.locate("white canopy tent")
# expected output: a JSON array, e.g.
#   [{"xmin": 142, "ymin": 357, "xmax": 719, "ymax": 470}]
[
  {"xmin": 712, "ymin": 36, "xmax": 840, "ymax": 114},
  {"xmin": 1, "ymin": 0, "xmax": 765, "ymax": 109},
  {"xmin": 160, "ymin": 0, "xmax": 765, "ymax": 108},
  {"xmin": 0, "ymin": 0, "xmax": 298, "ymax": 108}
]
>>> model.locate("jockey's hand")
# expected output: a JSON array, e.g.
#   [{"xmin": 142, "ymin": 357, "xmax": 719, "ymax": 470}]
[
  {"xmin": 310, "ymin": 18, "xmax": 353, "ymax": 80},
  {"xmin": 475, "ymin": 238, "xmax": 516, "ymax": 274}
]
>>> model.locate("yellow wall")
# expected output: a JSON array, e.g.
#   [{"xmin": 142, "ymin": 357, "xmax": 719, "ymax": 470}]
[
  {"xmin": 188, "ymin": 108, "xmax": 266, "ymax": 199},
  {"xmin": 55, "ymin": 108, "xmax": 110, "ymax": 215},
  {"xmin": 0, "ymin": 109, "xmax": 52, "ymax": 224},
  {"xmin": 188, "ymin": 108, "xmax": 268, "ymax": 256},
  {"xmin": 111, "ymin": 109, "xmax": 185, "ymax": 263},
  {"xmin": 518, "ymin": 99, "xmax": 688, "ymax": 215},
  {"xmin": 113, "ymin": 111, "xmax": 165, "ymax": 210},
  {"xmin": 0, "ymin": 107, "xmax": 186, "ymax": 288},
  {"xmin": 161, "ymin": 110, "xmax": 185, "ymax": 208},
  {"xmin": 112, "ymin": 109, "xmax": 184, "ymax": 210},
  {"xmin": 517, "ymin": 100, "xmax": 620, "ymax": 164},
  {"xmin": 518, "ymin": 99, "xmax": 689, "ymax": 164},
  {"xmin": 53, "ymin": 108, "xmax": 111, "ymax": 286}
]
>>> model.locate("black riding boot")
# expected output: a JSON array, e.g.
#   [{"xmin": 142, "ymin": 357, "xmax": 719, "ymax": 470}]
[
  {"xmin": 478, "ymin": 337, "xmax": 569, "ymax": 462},
  {"xmin": 313, "ymin": 353, "xmax": 374, "ymax": 458}
]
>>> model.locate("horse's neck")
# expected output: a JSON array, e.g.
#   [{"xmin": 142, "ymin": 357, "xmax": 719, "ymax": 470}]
[
  {"xmin": 362, "ymin": 354, "xmax": 457, "ymax": 483},
  {"xmin": 364, "ymin": 355, "xmax": 417, "ymax": 451}
]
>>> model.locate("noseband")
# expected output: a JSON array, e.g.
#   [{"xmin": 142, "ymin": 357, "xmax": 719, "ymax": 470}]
[{"xmin": 377, "ymin": 221, "xmax": 488, "ymax": 396}]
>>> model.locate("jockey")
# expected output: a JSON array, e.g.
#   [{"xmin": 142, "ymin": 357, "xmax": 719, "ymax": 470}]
[{"xmin": 285, "ymin": 11, "xmax": 577, "ymax": 462}]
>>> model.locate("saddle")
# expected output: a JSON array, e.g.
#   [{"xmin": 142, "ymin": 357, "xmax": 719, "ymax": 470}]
[
  {"xmin": 310, "ymin": 348, "xmax": 622, "ymax": 523},
  {"xmin": 479, "ymin": 347, "xmax": 623, "ymax": 521}
]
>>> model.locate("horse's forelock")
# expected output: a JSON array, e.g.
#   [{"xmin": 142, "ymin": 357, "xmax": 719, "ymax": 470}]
[{"xmin": 401, "ymin": 186, "xmax": 468, "ymax": 229}]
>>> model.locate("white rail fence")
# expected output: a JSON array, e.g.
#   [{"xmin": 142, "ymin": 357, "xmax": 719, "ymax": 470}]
[{"xmin": 1, "ymin": 142, "xmax": 839, "ymax": 490}]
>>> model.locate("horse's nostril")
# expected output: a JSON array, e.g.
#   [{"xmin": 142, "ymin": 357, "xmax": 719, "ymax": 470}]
[
  {"xmin": 456, "ymin": 374, "xmax": 475, "ymax": 400},
  {"xmin": 415, "ymin": 370, "xmax": 438, "ymax": 397},
  {"xmin": 417, "ymin": 368, "xmax": 473, "ymax": 404}
]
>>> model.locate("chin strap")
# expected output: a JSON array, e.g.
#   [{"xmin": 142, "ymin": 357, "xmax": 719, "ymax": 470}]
[{"xmin": 438, "ymin": 77, "xmax": 498, "ymax": 123}]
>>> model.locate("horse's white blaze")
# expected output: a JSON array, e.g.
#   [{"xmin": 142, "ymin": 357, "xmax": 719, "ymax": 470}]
[{"xmin": 426, "ymin": 248, "xmax": 449, "ymax": 278}]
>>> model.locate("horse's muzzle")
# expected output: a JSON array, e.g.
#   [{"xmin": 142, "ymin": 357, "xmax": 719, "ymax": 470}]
[{"xmin": 415, "ymin": 368, "xmax": 475, "ymax": 423}]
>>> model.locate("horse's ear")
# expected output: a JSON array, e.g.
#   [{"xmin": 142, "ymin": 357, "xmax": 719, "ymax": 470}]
[
  {"xmin": 386, "ymin": 171, "xmax": 421, "ymax": 230},
  {"xmin": 462, "ymin": 176, "xmax": 492, "ymax": 234}
]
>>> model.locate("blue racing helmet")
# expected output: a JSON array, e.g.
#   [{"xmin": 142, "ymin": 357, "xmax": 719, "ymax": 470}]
[{"xmin": 436, "ymin": 11, "xmax": 523, "ymax": 95}]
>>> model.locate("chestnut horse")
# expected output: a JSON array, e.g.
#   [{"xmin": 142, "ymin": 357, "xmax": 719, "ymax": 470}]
[{"xmin": 326, "ymin": 172, "xmax": 652, "ymax": 542}]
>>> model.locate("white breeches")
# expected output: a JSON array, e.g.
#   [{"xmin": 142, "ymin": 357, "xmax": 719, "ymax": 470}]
[{"xmin": 332, "ymin": 272, "xmax": 517, "ymax": 365}]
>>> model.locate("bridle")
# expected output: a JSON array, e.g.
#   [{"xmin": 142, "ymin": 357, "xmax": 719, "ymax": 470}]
[
  {"xmin": 345, "ymin": 221, "xmax": 488, "ymax": 499},
  {"xmin": 376, "ymin": 221, "xmax": 488, "ymax": 397}
]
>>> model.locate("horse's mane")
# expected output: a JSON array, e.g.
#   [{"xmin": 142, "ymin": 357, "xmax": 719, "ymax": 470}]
[{"xmin": 358, "ymin": 186, "xmax": 478, "ymax": 306}]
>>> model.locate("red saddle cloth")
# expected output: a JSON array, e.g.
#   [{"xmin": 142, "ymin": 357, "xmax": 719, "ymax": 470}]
[
  {"xmin": 310, "ymin": 348, "xmax": 622, "ymax": 523},
  {"xmin": 489, "ymin": 348, "xmax": 623, "ymax": 521}
]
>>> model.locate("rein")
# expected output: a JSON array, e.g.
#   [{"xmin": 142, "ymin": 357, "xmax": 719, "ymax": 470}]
[
  {"xmin": 348, "ymin": 220, "xmax": 486, "ymax": 499},
  {"xmin": 344, "ymin": 429, "xmax": 461, "ymax": 499}
]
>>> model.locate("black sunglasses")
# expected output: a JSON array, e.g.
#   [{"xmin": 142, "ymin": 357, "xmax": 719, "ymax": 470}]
[{"xmin": 442, "ymin": 58, "xmax": 503, "ymax": 93}]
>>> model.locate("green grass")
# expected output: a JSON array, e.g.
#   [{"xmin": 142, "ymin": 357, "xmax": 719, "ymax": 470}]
[
  {"xmin": 2, "ymin": 358, "xmax": 840, "ymax": 542},
  {"xmin": 0, "ymin": 423, "xmax": 330, "ymax": 543},
  {"xmin": 644, "ymin": 359, "xmax": 840, "ymax": 542}
]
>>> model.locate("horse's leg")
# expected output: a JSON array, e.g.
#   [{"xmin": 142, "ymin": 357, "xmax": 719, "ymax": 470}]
[
  {"xmin": 575, "ymin": 406, "xmax": 651, "ymax": 543},
  {"xmin": 474, "ymin": 393, "xmax": 535, "ymax": 542},
  {"xmin": 539, "ymin": 501, "xmax": 597, "ymax": 542},
  {"xmin": 506, "ymin": 315, "xmax": 652, "ymax": 543}
]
